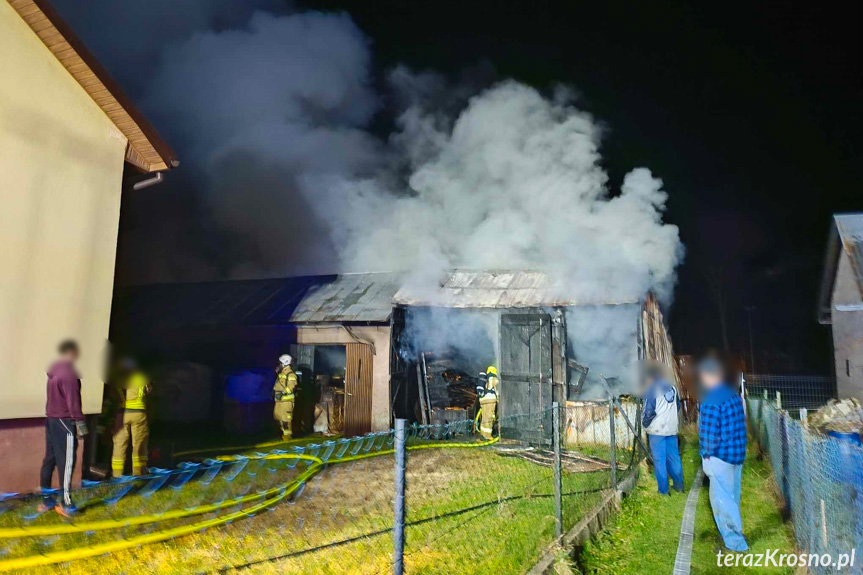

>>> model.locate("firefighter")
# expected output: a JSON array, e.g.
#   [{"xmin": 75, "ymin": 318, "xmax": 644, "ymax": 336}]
[
  {"xmin": 273, "ymin": 354, "xmax": 298, "ymax": 440},
  {"xmin": 111, "ymin": 359, "xmax": 151, "ymax": 477},
  {"xmin": 477, "ymin": 365, "xmax": 499, "ymax": 439}
]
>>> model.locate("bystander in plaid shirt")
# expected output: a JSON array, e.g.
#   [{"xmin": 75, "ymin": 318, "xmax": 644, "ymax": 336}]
[{"xmin": 698, "ymin": 385, "xmax": 747, "ymax": 464}]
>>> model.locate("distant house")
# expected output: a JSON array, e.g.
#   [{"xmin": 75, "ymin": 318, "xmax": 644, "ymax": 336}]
[
  {"xmin": 817, "ymin": 213, "xmax": 863, "ymax": 398},
  {"xmin": 0, "ymin": 0, "xmax": 176, "ymax": 491}
]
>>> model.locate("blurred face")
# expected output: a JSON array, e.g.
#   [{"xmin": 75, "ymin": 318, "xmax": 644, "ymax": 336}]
[
  {"xmin": 700, "ymin": 370, "xmax": 722, "ymax": 390},
  {"xmin": 62, "ymin": 349, "xmax": 80, "ymax": 363},
  {"xmin": 638, "ymin": 374, "xmax": 656, "ymax": 397},
  {"xmin": 637, "ymin": 364, "xmax": 655, "ymax": 397}
]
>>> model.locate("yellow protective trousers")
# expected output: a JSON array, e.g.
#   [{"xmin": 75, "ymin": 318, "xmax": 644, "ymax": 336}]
[
  {"xmin": 112, "ymin": 411, "xmax": 149, "ymax": 476},
  {"xmin": 274, "ymin": 400, "xmax": 294, "ymax": 439},
  {"xmin": 479, "ymin": 395, "xmax": 497, "ymax": 439}
]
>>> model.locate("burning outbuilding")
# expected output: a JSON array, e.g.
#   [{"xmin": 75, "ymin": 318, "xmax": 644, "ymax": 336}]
[
  {"xmin": 389, "ymin": 270, "xmax": 678, "ymax": 438},
  {"xmin": 112, "ymin": 269, "xmax": 678, "ymax": 443}
]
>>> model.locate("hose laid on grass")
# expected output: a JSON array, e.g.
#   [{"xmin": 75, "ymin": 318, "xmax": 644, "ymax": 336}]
[
  {"xmin": 0, "ymin": 455, "xmax": 323, "ymax": 538},
  {"xmin": 173, "ymin": 435, "xmax": 342, "ymax": 458},
  {"xmin": 0, "ymin": 459, "xmax": 321, "ymax": 572},
  {"xmin": 0, "ymin": 435, "xmax": 498, "ymax": 572}
]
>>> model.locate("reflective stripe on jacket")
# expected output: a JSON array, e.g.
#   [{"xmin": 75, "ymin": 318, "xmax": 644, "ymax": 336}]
[
  {"xmin": 274, "ymin": 367, "xmax": 298, "ymax": 401},
  {"xmin": 124, "ymin": 386, "xmax": 147, "ymax": 410},
  {"xmin": 122, "ymin": 373, "xmax": 149, "ymax": 411}
]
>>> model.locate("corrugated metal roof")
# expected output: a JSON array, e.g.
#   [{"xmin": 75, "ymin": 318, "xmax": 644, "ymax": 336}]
[
  {"xmin": 392, "ymin": 270, "xmax": 638, "ymax": 308},
  {"xmin": 290, "ymin": 273, "xmax": 405, "ymax": 323},
  {"xmin": 112, "ymin": 273, "xmax": 402, "ymax": 331},
  {"xmin": 112, "ymin": 270, "xmax": 637, "ymax": 333}
]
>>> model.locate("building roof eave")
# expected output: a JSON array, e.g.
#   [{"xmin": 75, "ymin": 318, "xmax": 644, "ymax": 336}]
[{"xmin": 9, "ymin": 0, "xmax": 178, "ymax": 173}]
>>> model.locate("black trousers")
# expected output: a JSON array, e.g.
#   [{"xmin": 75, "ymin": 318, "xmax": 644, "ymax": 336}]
[{"xmin": 40, "ymin": 418, "xmax": 77, "ymax": 507}]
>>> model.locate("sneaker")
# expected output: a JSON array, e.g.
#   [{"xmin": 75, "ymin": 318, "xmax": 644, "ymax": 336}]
[{"xmin": 54, "ymin": 505, "xmax": 77, "ymax": 518}]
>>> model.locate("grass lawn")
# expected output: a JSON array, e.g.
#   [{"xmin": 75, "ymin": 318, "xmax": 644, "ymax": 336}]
[
  {"xmin": 579, "ymin": 429, "xmax": 701, "ymax": 575},
  {"xmin": 580, "ymin": 427, "xmax": 796, "ymax": 575},
  {"xmin": 690, "ymin": 445, "xmax": 796, "ymax": 575},
  {"xmin": 1, "ymin": 442, "xmax": 614, "ymax": 575}
]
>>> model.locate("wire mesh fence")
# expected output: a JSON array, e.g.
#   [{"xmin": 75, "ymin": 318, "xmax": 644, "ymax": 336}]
[
  {"xmin": 0, "ymin": 404, "xmax": 641, "ymax": 575},
  {"xmin": 744, "ymin": 374, "xmax": 836, "ymax": 413},
  {"xmin": 400, "ymin": 400, "xmax": 643, "ymax": 573},
  {"xmin": 561, "ymin": 400, "xmax": 642, "ymax": 531},
  {"xmin": 747, "ymin": 395, "xmax": 863, "ymax": 574}
]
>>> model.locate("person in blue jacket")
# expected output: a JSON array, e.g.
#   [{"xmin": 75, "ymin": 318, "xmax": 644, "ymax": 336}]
[
  {"xmin": 697, "ymin": 358, "xmax": 749, "ymax": 552},
  {"xmin": 642, "ymin": 361, "xmax": 684, "ymax": 495}
]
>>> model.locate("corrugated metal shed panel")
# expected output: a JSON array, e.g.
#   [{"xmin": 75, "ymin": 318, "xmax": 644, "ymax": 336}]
[
  {"xmin": 392, "ymin": 270, "xmax": 637, "ymax": 308},
  {"xmin": 289, "ymin": 273, "xmax": 404, "ymax": 323}
]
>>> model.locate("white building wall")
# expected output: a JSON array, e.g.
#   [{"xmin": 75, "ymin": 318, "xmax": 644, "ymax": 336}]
[{"xmin": 0, "ymin": 1, "xmax": 127, "ymax": 418}]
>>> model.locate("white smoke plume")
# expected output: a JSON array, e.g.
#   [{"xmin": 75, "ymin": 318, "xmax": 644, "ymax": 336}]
[
  {"xmin": 340, "ymin": 78, "xmax": 683, "ymax": 307},
  {"xmin": 74, "ymin": 2, "xmax": 683, "ymax": 386},
  {"xmin": 334, "ymin": 75, "xmax": 683, "ymax": 385},
  {"xmin": 136, "ymin": 8, "xmax": 682, "ymax": 307}
]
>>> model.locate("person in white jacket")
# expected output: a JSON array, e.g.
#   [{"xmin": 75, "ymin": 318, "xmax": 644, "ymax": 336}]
[{"xmin": 641, "ymin": 362, "xmax": 684, "ymax": 495}]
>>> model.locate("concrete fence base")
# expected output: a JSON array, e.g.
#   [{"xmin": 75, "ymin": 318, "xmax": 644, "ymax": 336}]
[{"xmin": 526, "ymin": 470, "xmax": 639, "ymax": 575}]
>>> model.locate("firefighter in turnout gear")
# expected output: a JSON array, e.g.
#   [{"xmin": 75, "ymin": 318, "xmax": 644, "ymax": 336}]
[
  {"xmin": 111, "ymin": 360, "xmax": 151, "ymax": 477},
  {"xmin": 476, "ymin": 365, "xmax": 499, "ymax": 439},
  {"xmin": 273, "ymin": 354, "xmax": 298, "ymax": 440}
]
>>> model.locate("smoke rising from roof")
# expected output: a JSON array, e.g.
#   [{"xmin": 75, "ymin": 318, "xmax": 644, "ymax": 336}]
[
  {"xmin": 144, "ymin": 6, "xmax": 682, "ymax": 385},
  {"xmin": 341, "ymin": 78, "xmax": 683, "ymax": 306},
  {"xmin": 133, "ymin": 7, "xmax": 682, "ymax": 302},
  {"xmin": 62, "ymin": 2, "xmax": 683, "ymax": 384}
]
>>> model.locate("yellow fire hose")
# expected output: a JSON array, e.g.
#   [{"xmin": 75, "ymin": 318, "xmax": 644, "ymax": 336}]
[
  {"xmin": 173, "ymin": 435, "xmax": 342, "ymax": 458},
  {"xmin": 0, "ymin": 435, "xmax": 498, "ymax": 571}
]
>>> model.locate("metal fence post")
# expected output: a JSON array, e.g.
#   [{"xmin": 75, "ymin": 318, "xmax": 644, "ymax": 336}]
[
  {"xmin": 609, "ymin": 399, "xmax": 617, "ymax": 490},
  {"xmin": 393, "ymin": 419, "xmax": 406, "ymax": 575},
  {"xmin": 552, "ymin": 402, "xmax": 563, "ymax": 538}
]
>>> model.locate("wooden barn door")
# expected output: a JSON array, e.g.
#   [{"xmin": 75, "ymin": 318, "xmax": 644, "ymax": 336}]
[
  {"xmin": 499, "ymin": 313, "xmax": 553, "ymax": 444},
  {"xmin": 344, "ymin": 343, "xmax": 373, "ymax": 436}
]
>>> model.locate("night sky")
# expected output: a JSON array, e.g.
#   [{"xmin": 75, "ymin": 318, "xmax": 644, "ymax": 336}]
[{"xmin": 52, "ymin": 0, "xmax": 863, "ymax": 373}]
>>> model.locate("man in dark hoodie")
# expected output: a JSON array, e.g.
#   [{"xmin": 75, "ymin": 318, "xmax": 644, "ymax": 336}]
[{"xmin": 39, "ymin": 340, "xmax": 88, "ymax": 516}]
